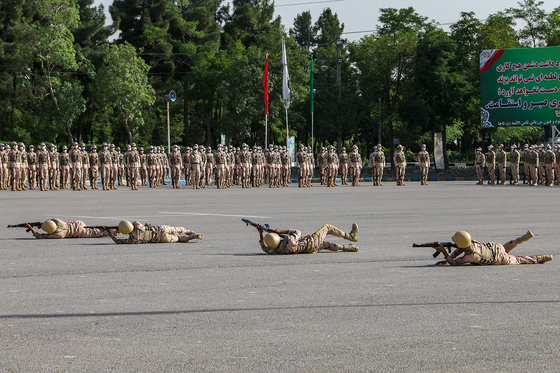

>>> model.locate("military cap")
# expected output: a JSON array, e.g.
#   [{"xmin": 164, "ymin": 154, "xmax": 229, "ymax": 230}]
[
  {"xmin": 62, "ymin": 145, "xmax": 68, "ymax": 150},
  {"xmin": 139, "ymin": 147, "xmax": 144, "ymax": 151},
  {"xmin": 488, "ymin": 145, "xmax": 493, "ymax": 149},
  {"xmin": 29, "ymin": 144, "xmax": 34, "ymax": 149},
  {"xmin": 116, "ymin": 147, "xmax": 121, "ymax": 151},
  {"xmin": 91, "ymin": 145, "xmax": 97, "ymax": 149}
]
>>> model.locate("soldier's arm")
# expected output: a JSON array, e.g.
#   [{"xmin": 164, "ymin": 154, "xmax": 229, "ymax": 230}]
[{"xmin": 434, "ymin": 244, "xmax": 466, "ymax": 266}]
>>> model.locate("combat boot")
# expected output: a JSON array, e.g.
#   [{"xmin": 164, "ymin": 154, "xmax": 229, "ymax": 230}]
[
  {"xmin": 536, "ymin": 255, "xmax": 553, "ymax": 263},
  {"xmin": 341, "ymin": 244, "xmax": 359, "ymax": 252},
  {"xmin": 346, "ymin": 223, "xmax": 359, "ymax": 242}
]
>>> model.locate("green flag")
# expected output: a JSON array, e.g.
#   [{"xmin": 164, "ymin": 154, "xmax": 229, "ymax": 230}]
[{"xmin": 310, "ymin": 55, "xmax": 314, "ymax": 113}]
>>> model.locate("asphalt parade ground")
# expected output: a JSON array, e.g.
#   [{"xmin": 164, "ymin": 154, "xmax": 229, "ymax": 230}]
[{"xmin": 1, "ymin": 181, "xmax": 559, "ymax": 372}]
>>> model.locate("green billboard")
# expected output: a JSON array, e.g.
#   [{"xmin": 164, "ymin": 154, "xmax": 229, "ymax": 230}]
[{"xmin": 480, "ymin": 46, "xmax": 560, "ymax": 128}]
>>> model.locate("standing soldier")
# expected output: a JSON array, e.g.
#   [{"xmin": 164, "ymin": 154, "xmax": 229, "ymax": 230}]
[
  {"xmin": 109, "ymin": 144, "xmax": 119, "ymax": 190},
  {"xmin": 317, "ymin": 147, "xmax": 326, "ymax": 185},
  {"xmin": 116, "ymin": 147, "xmax": 125, "ymax": 186},
  {"xmin": 239, "ymin": 143, "xmax": 252, "ymax": 188},
  {"xmin": 251, "ymin": 146, "xmax": 260, "ymax": 187},
  {"xmin": 98, "ymin": 143, "xmax": 112, "ymax": 191},
  {"xmin": 537, "ymin": 144, "xmax": 546, "ymax": 184},
  {"xmin": 190, "ymin": 144, "xmax": 202, "ymax": 189},
  {"xmin": 205, "ymin": 146, "xmax": 214, "ymax": 186},
  {"xmin": 59, "ymin": 145, "xmax": 70, "ymax": 189},
  {"xmin": 307, "ymin": 146, "xmax": 315, "ymax": 187},
  {"xmin": 124, "ymin": 144, "xmax": 131, "ymax": 186},
  {"xmin": 27, "ymin": 145, "xmax": 37, "ymax": 190},
  {"xmin": 544, "ymin": 144, "xmax": 555, "ymax": 187},
  {"xmin": 8, "ymin": 142, "xmax": 21, "ymax": 191},
  {"xmin": 214, "ymin": 145, "xmax": 225, "ymax": 189},
  {"xmin": 522, "ymin": 144, "xmax": 530, "ymax": 184},
  {"xmin": 475, "ymin": 147, "xmax": 485, "ymax": 185},
  {"xmin": 495, "ymin": 144, "xmax": 507, "ymax": 185},
  {"xmin": 0, "ymin": 143, "xmax": 7, "ymax": 190},
  {"xmin": 37, "ymin": 143, "xmax": 50, "ymax": 191},
  {"xmin": 349, "ymin": 145, "xmax": 362, "ymax": 186},
  {"xmin": 89, "ymin": 145, "xmax": 99, "ymax": 189},
  {"xmin": 393, "ymin": 144, "xmax": 406, "ymax": 186},
  {"xmin": 69, "ymin": 142, "xmax": 83, "ymax": 191},
  {"xmin": 296, "ymin": 144, "xmax": 306, "ymax": 187},
  {"xmin": 374, "ymin": 144, "xmax": 385, "ymax": 186},
  {"xmin": 486, "ymin": 145, "xmax": 496, "ymax": 185},
  {"xmin": 80, "ymin": 143, "xmax": 89, "ymax": 190},
  {"xmin": 19, "ymin": 143, "xmax": 28, "ymax": 190},
  {"xmin": 417, "ymin": 144, "xmax": 430, "ymax": 186},
  {"xmin": 509, "ymin": 145, "xmax": 520, "ymax": 185},
  {"xmin": 128, "ymin": 143, "xmax": 140, "ymax": 190},
  {"xmin": 369, "ymin": 147, "xmax": 378, "ymax": 186},
  {"xmin": 147, "ymin": 146, "xmax": 157, "ymax": 187},
  {"xmin": 168, "ymin": 145, "xmax": 183, "ymax": 188},
  {"xmin": 555, "ymin": 145, "xmax": 560, "ymax": 186},
  {"xmin": 49, "ymin": 144, "xmax": 59, "ymax": 190},
  {"xmin": 326, "ymin": 145, "xmax": 339, "ymax": 187},
  {"xmin": 528, "ymin": 145, "xmax": 538, "ymax": 186},
  {"xmin": 339, "ymin": 147, "xmax": 349, "ymax": 185},
  {"xmin": 281, "ymin": 146, "xmax": 291, "ymax": 186},
  {"xmin": 139, "ymin": 147, "xmax": 148, "ymax": 186},
  {"xmin": 199, "ymin": 145, "xmax": 207, "ymax": 188},
  {"xmin": 182, "ymin": 147, "xmax": 191, "ymax": 185}
]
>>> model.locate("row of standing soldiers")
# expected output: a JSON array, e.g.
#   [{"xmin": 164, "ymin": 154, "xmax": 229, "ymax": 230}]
[
  {"xmin": 169, "ymin": 143, "xmax": 293, "ymax": 189},
  {"xmin": 475, "ymin": 143, "xmax": 560, "ymax": 186},
  {"xmin": 0, "ymin": 141, "xmax": 169, "ymax": 191}
]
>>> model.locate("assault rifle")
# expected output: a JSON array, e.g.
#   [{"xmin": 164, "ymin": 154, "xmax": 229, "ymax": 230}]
[
  {"xmin": 84, "ymin": 226, "xmax": 119, "ymax": 231},
  {"xmin": 412, "ymin": 241, "xmax": 457, "ymax": 258},
  {"xmin": 242, "ymin": 218, "xmax": 274, "ymax": 233},
  {"xmin": 7, "ymin": 222, "xmax": 43, "ymax": 232}
]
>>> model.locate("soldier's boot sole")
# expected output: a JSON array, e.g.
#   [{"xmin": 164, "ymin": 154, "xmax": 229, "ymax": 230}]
[
  {"xmin": 342, "ymin": 244, "xmax": 359, "ymax": 252},
  {"xmin": 537, "ymin": 255, "xmax": 553, "ymax": 263}
]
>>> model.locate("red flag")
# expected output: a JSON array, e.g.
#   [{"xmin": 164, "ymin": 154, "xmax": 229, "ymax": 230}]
[{"xmin": 263, "ymin": 55, "xmax": 269, "ymax": 115}]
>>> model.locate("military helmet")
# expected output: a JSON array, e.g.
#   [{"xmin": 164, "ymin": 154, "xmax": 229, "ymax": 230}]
[
  {"xmin": 41, "ymin": 220, "xmax": 57, "ymax": 234},
  {"xmin": 91, "ymin": 145, "xmax": 97, "ymax": 149},
  {"xmin": 18, "ymin": 142, "xmax": 24, "ymax": 147},
  {"xmin": 139, "ymin": 147, "xmax": 144, "ymax": 152},
  {"xmin": 118, "ymin": 220, "xmax": 134, "ymax": 235},
  {"xmin": 62, "ymin": 145, "xmax": 68, "ymax": 150},
  {"xmin": 80, "ymin": 143, "xmax": 85, "ymax": 147},
  {"xmin": 29, "ymin": 144, "xmax": 34, "ymax": 149},
  {"xmin": 452, "ymin": 231, "xmax": 472, "ymax": 249},
  {"xmin": 131, "ymin": 142, "xmax": 136, "ymax": 147},
  {"xmin": 39, "ymin": 142, "xmax": 45, "ymax": 147},
  {"xmin": 116, "ymin": 147, "xmax": 121, "ymax": 151},
  {"xmin": 488, "ymin": 145, "xmax": 493, "ymax": 149},
  {"xmin": 264, "ymin": 233, "xmax": 282, "ymax": 249},
  {"xmin": 397, "ymin": 144, "xmax": 403, "ymax": 149}
]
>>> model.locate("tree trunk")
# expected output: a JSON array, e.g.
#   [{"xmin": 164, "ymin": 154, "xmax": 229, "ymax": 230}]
[
  {"xmin": 442, "ymin": 124, "xmax": 449, "ymax": 170},
  {"xmin": 66, "ymin": 127, "xmax": 73, "ymax": 144},
  {"xmin": 123, "ymin": 117, "xmax": 133, "ymax": 144}
]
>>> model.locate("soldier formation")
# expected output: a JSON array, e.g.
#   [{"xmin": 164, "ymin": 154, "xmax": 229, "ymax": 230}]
[
  {"xmin": 477, "ymin": 143, "xmax": 560, "ymax": 186},
  {"xmin": 1, "ymin": 141, "xmax": 432, "ymax": 190}
]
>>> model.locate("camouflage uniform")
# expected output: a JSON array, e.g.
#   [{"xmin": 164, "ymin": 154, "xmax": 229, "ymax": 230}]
[
  {"xmin": 98, "ymin": 144, "xmax": 112, "ymax": 191},
  {"xmin": 110, "ymin": 221, "xmax": 201, "ymax": 244},
  {"xmin": 259, "ymin": 225, "xmax": 358, "ymax": 254},
  {"xmin": 393, "ymin": 145, "xmax": 406, "ymax": 186},
  {"xmin": 49, "ymin": 145, "xmax": 59, "ymax": 189},
  {"xmin": 326, "ymin": 146, "xmax": 339, "ymax": 187},
  {"xmin": 509, "ymin": 146, "xmax": 520, "ymax": 185},
  {"xmin": 486, "ymin": 145, "xmax": 496, "ymax": 185},
  {"xmin": 147, "ymin": 147, "xmax": 158, "ymax": 187},
  {"xmin": 109, "ymin": 145, "xmax": 119, "ymax": 189},
  {"xmin": 9, "ymin": 142, "xmax": 22, "ymax": 191},
  {"xmin": 80, "ymin": 144, "xmax": 89, "ymax": 190},
  {"xmin": 448, "ymin": 240, "xmax": 549, "ymax": 265},
  {"xmin": 0, "ymin": 144, "xmax": 8, "ymax": 190},
  {"xmin": 19, "ymin": 144, "xmax": 28, "ymax": 190},
  {"xmin": 373, "ymin": 145, "xmax": 385, "ymax": 186},
  {"xmin": 537, "ymin": 145, "xmax": 546, "ymax": 184},
  {"xmin": 555, "ymin": 145, "xmax": 560, "ymax": 185},
  {"xmin": 190, "ymin": 146, "xmax": 202, "ymax": 189},
  {"xmin": 58, "ymin": 147, "xmax": 70, "ymax": 189},
  {"xmin": 495, "ymin": 145, "xmax": 507, "ymax": 185},
  {"xmin": 205, "ymin": 147, "xmax": 214, "ymax": 186},
  {"xmin": 89, "ymin": 146, "xmax": 100, "ymax": 189},
  {"xmin": 522, "ymin": 145, "xmax": 531, "ymax": 184},
  {"xmin": 544, "ymin": 145, "xmax": 555, "ymax": 187},
  {"xmin": 339, "ymin": 148, "xmax": 349, "ymax": 185},
  {"xmin": 27, "ymin": 145, "xmax": 37, "ymax": 190},
  {"xmin": 37, "ymin": 144, "xmax": 50, "ymax": 191},
  {"xmin": 528, "ymin": 146, "xmax": 538, "ymax": 186},
  {"xmin": 31, "ymin": 219, "xmax": 110, "ymax": 239},
  {"xmin": 169, "ymin": 146, "xmax": 183, "ymax": 188},
  {"xmin": 417, "ymin": 146, "xmax": 430, "ymax": 186},
  {"xmin": 349, "ymin": 146, "xmax": 362, "ymax": 186},
  {"xmin": 69, "ymin": 143, "xmax": 83, "ymax": 191},
  {"xmin": 128, "ymin": 144, "xmax": 140, "ymax": 190},
  {"xmin": 475, "ymin": 148, "xmax": 485, "ymax": 185},
  {"xmin": 139, "ymin": 148, "xmax": 148, "ymax": 186}
]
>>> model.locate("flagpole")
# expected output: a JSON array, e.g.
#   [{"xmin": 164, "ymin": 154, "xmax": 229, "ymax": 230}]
[
  {"xmin": 263, "ymin": 54, "xmax": 269, "ymax": 148},
  {"xmin": 265, "ymin": 114, "xmax": 268, "ymax": 147},
  {"xmin": 285, "ymin": 108, "xmax": 289, "ymax": 147},
  {"xmin": 282, "ymin": 38, "xmax": 290, "ymax": 148}
]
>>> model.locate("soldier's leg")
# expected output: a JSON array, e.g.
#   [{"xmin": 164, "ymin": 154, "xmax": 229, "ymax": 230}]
[{"xmin": 178, "ymin": 233, "xmax": 204, "ymax": 242}]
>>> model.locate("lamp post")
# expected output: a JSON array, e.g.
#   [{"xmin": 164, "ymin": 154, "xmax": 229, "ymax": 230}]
[{"xmin": 165, "ymin": 90, "xmax": 176, "ymax": 154}]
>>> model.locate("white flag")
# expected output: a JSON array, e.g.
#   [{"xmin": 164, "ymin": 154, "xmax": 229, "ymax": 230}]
[{"xmin": 282, "ymin": 38, "xmax": 290, "ymax": 109}]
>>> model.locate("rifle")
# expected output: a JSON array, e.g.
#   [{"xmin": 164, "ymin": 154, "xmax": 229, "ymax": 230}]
[
  {"xmin": 412, "ymin": 241, "xmax": 457, "ymax": 258},
  {"xmin": 242, "ymin": 218, "xmax": 274, "ymax": 233},
  {"xmin": 7, "ymin": 222, "xmax": 43, "ymax": 232},
  {"xmin": 84, "ymin": 226, "xmax": 119, "ymax": 231}
]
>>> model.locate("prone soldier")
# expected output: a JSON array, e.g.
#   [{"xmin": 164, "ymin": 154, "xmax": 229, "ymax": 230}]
[
  {"xmin": 26, "ymin": 219, "xmax": 114, "ymax": 239},
  {"xmin": 107, "ymin": 220, "xmax": 204, "ymax": 244}
]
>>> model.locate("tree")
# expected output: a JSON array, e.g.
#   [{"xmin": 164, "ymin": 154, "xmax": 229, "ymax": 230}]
[
  {"xmin": 93, "ymin": 43, "xmax": 155, "ymax": 144},
  {"xmin": 400, "ymin": 28, "xmax": 468, "ymax": 169},
  {"xmin": 290, "ymin": 11, "xmax": 316, "ymax": 50},
  {"xmin": 508, "ymin": 0, "xmax": 547, "ymax": 47}
]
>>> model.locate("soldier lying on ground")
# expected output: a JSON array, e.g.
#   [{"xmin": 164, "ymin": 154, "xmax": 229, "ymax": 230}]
[
  {"xmin": 253, "ymin": 223, "xmax": 359, "ymax": 254},
  {"xmin": 26, "ymin": 219, "xmax": 113, "ymax": 239},
  {"xmin": 105, "ymin": 220, "xmax": 203, "ymax": 244},
  {"xmin": 435, "ymin": 230, "xmax": 552, "ymax": 265}
]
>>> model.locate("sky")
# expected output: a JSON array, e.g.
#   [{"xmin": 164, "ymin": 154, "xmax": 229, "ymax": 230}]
[{"xmin": 94, "ymin": 0, "xmax": 558, "ymax": 42}]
